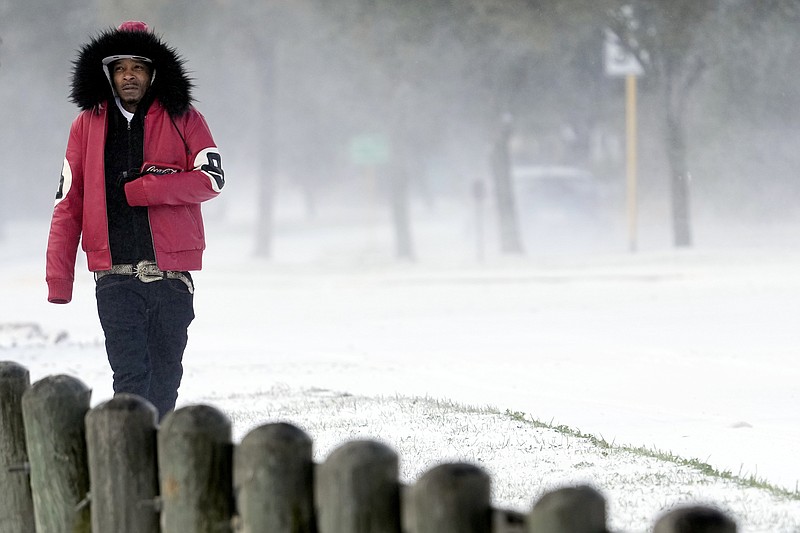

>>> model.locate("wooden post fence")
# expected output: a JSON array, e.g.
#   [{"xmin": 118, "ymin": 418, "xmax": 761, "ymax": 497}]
[
  {"xmin": 0, "ymin": 361, "xmax": 35, "ymax": 533},
  {"xmin": 407, "ymin": 462, "xmax": 492, "ymax": 533},
  {"xmin": 0, "ymin": 362, "xmax": 743, "ymax": 533},
  {"xmin": 653, "ymin": 506, "xmax": 738, "ymax": 533},
  {"xmin": 233, "ymin": 422, "xmax": 316, "ymax": 532},
  {"xmin": 85, "ymin": 394, "xmax": 160, "ymax": 533},
  {"xmin": 316, "ymin": 440, "xmax": 401, "ymax": 533},
  {"xmin": 21, "ymin": 373, "xmax": 92, "ymax": 533},
  {"xmin": 527, "ymin": 485, "xmax": 606, "ymax": 533},
  {"xmin": 158, "ymin": 404, "xmax": 233, "ymax": 532}
]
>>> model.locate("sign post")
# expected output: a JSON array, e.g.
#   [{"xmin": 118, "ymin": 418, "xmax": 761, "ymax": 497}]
[{"xmin": 604, "ymin": 29, "xmax": 643, "ymax": 252}]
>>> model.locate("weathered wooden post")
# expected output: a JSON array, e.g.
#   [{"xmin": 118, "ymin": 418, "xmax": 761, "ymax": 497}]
[
  {"xmin": 0, "ymin": 361, "xmax": 35, "ymax": 533},
  {"xmin": 653, "ymin": 506, "xmax": 737, "ymax": 533},
  {"xmin": 21, "ymin": 374, "xmax": 92, "ymax": 533},
  {"xmin": 316, "ymin": 440, "xmax": 401, "ymax": 533},
  {"xmin": 85, "ymin": 394, "xmax": 160, "ymax": 533},
  {"xmin": 527, "ymin": 485, "xmax": 606, "ymax": 533},
  {"xmin": 158, "ymin": 404, "xmax": 233, "ymax": 533},
  {"xmin": 493, "ymin": 509, "xmax": 527, "ymax": 533},
  {"xmin": 233, "ymin": 422, "xmax": 315, "ymax": 533},
  {"xmin": 406, "ymin": 462, "xmax": 492, "ymax": 533}
]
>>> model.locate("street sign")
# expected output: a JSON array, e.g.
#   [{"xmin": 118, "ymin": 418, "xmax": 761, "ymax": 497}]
[
  {"xmin": 349, "ymin": 134, "xmax": 390, "ymax": 166},
  {"xmin": 604, "ymin": 29, "xmax": 643, "ymax": 77}
]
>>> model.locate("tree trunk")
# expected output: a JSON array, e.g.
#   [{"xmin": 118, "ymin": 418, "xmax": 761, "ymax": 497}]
[
  {"xmin": 255, "ymin": 38, "xmax": 278, "ymax": 258},
  {"xmin": 388, "ymin": 141, "xmax": 415, "ymax": 261},
  {"xmin": 490, "ymin": 116, "xmax": 524, "ymax": 255},
  {"xmin": 386, "ymin": 82, "xmax": 416, "ymax": 262},
  {"xmin": 665, "ymin": 98, "xmax": 693, "ymax": 248}
]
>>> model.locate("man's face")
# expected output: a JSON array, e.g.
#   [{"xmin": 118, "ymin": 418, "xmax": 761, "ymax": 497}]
[{"xmin": 111, "ymin": 58, "xmax": 151, "ymax": 112}]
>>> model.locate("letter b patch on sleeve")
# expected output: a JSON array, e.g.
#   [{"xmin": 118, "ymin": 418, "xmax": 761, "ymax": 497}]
[
  {"xmin": 194, "ymin": 148, "xmax": 225, "ymax": 192},
  {"xmin": 54, "ymin": 158, "xmax": 73, "ymax": 206}
]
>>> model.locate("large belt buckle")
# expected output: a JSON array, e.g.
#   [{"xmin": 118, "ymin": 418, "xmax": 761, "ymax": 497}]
[{"xmin": 133, "ymin": 260, "xmax": 164, "ymax": 283}]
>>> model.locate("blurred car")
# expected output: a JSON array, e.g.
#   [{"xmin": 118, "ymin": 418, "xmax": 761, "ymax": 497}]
[
  {"xmin": 511, "ymin": 164, "xmax": 614, "ymax": 251},
  {"xmin": 511, "ymin": 164, "xmax": 604, "ymax": 225}
]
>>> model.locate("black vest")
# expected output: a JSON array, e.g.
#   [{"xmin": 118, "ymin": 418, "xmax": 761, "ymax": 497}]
[{"xmin": 104, "ymin": 102, "xmax": 156, "ymax": 264}]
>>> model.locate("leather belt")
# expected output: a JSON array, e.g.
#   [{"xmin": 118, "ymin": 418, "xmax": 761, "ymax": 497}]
[{"xmin": 94, "ymin": 260, "xmax": 194, "ymax": 294}]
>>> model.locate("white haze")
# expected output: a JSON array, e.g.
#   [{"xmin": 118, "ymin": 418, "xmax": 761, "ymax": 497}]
[
  {"xmin": 2, "ymin": 4, "xmax": 800, "ymax": 531},
  {"xmin": 2, "ymin": 195, "xmax": 800, "ymax": 531}
]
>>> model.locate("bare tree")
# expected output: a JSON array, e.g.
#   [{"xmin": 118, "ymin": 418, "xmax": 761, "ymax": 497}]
[{"xmin": 606, "ymin": 1, "xmax": 719, "ymax": 247}]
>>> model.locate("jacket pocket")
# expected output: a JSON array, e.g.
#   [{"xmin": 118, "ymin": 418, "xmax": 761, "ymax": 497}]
[{"xmin": 149, "ymin": 204, "xmax": 205, "ymax": 252}]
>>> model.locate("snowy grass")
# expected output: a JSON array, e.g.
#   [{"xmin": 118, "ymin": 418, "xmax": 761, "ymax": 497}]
[
  {"xmin": 4, "ymin": 315, "xmax": 800, "ymax": 532},
  {"xmin": 198, "ymin": 386, "xmax": 800, "ymax": 533},
  {"xmin": 5, "ymin": 215, "xmax": 800, "ymax": 532},
  {"xmin": 502, "ymin": 408, "xmax": 800, "ymax": 500}
]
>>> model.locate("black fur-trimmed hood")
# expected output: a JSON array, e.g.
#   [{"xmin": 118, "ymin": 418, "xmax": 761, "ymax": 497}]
[{"xmin": 70, "ymin": 25, "xmax": 193, "ymax": 116}]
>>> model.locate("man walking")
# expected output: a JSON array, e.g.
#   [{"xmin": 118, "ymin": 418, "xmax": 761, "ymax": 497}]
[{"xmin": 46, "ymin": 21, "xmax": 225, "ymax": 420}]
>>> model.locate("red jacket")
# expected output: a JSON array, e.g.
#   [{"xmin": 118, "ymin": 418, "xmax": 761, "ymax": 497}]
[{"xmin": 46, "ymin": 99, "xmax": 224, "ymax": 303}]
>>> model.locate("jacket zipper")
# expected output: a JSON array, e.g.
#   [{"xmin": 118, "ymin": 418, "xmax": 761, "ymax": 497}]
[
  {"xmin": 126, "ymin": 118, "xmax": 132, "ymax": 170},
  {"xmin": 143, "ymin": 114, "xmax": 159, "ymax": 266},
  {"xmin": 127, "ymin": 115, "xmax": 156, "ymax": 264}
]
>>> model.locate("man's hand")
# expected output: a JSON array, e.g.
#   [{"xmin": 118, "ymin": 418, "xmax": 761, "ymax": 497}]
[
  {"xmin": 117, "ymin": 169, "xmax": 141, "ymax": 206},
  {"xmin": 116, "ymin": 168, "xmax": 140, "ymax": 190}
]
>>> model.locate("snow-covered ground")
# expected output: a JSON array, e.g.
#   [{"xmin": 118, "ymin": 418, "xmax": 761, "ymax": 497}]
[{"xmin": 2, "ymin": 206, "xmax": 800, "ymax": 532}]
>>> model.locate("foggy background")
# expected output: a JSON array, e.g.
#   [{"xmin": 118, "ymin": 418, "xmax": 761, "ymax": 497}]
[{"xmin": 2, "ymin": 0, "xmax": 800, "ymax": 260}]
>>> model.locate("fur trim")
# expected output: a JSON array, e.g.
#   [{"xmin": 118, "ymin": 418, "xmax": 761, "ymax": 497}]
[{"xmin": 70, "ymin": 27, "xmax": 193, "ymax": 116}]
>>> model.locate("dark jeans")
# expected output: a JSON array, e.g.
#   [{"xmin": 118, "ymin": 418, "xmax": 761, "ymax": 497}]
[{"xmin": 96, "ymin": 274, "xmax": 194, "ymax": 420}]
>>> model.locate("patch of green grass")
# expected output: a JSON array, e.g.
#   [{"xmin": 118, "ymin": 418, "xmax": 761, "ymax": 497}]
[
  {"xmin": 389, "ymin": 393, "xmax": 800, "ymax": 500},
  {"xmin": 495, "ymin": 407, "xmax": 800, "ymax": 501}
]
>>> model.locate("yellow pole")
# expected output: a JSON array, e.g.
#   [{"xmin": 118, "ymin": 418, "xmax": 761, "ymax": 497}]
[{"xmin": 625, "ymin": 73, "xmax": 638, "ymax": 252}]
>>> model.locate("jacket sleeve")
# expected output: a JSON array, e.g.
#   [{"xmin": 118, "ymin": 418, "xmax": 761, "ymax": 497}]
[
  {"xmin": 124, "ymin": 109, "xmax": 224, "ymax": 207},
  {"xmin": 45, "ymin": 118, "xmax": 86, "ymax": 304}
]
